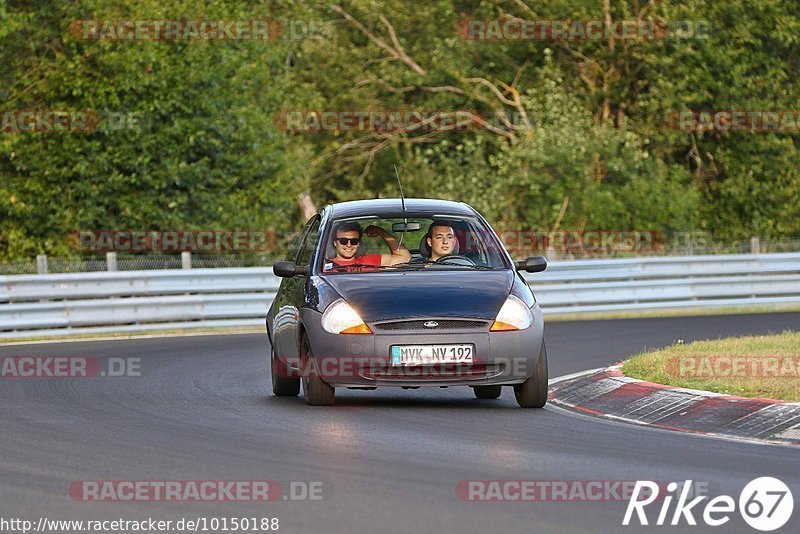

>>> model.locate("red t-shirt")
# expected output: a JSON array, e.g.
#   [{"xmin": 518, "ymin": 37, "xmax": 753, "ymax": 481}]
[{"xmin": 323, "ymin": 253, "xmax": 383, "ymax": 273}]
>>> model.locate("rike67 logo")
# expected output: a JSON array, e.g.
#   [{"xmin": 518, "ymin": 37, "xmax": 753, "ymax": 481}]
[{"xmin": 624, "ymin": 477, "xmax": 793, "ymax": 531}]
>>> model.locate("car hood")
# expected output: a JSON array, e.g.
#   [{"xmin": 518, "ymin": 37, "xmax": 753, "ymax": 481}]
[{"xmin": 320, "ymin": 270, "xmax": 514, "ymax": 322}]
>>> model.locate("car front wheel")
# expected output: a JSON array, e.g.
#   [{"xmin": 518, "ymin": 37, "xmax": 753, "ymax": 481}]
[
  {"xmin": 301, "ymin": 334, "xmax": 335, "ymax": 406},
  {"xmin": 514, "ymin": 340, "xmax": 548, "ymax": 408}
]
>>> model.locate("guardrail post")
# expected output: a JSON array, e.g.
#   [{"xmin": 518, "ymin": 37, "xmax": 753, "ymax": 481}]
[
  {"xmin": 106, "ymin": 252, "xmax": 117, "ymax": 272},
  {"xmin": 36, "ymin": 254, "xmax": 48, "ymax": 274},
  {"xmin": 750, "ymin": 236, "xmax": 760, "ymax": 254},
  {"xmin": 181, "ymin": 251, "xmax": 192, "ymax": 270}
]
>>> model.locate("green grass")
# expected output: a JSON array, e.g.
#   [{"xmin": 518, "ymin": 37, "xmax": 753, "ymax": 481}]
[
  {"xmin": 546, "ymin": 303, "xmax": 800, "ymax": 322},
  {"xmin": 623, "ymin": 331, "xmax": 800, "ymax": 401}
]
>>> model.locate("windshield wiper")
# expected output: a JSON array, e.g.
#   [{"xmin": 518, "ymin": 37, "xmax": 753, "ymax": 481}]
[{"xmin": 374, "ymin": 262, "xmax": 421, "ymax": 270}]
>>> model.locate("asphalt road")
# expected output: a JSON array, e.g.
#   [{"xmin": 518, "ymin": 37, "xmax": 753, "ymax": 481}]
[{"xmin": 1, "ymin": 312, "xmax": 799, "ymax": 533}]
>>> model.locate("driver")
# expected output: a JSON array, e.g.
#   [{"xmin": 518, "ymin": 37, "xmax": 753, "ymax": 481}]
[
  {"xmin": 323, "ymin": 221, "xmax": 411, "ymax": 272},
  {"xmin": 426, "ymin": 221, "xmax": 457, "ymax": 261}
]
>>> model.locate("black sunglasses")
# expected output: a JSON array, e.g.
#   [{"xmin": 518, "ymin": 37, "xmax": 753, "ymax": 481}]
[{"xmin": 336, "ymin": 237, "xmax": 361, "ymax": 246}]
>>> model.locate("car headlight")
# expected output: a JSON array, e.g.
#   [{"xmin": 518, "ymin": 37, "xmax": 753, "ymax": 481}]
[
  {"xmin": 490, "ymin": 294, "xmax": 533, "ymax": 332},
  {"xmin": 321, "ymin": 299, "xmax": 372, "ymax": 334}
]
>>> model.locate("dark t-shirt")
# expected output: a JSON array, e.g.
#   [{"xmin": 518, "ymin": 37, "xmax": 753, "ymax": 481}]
[{"xmin": 323, "ymin": 253, "xmax": 383, "ymax": 273}]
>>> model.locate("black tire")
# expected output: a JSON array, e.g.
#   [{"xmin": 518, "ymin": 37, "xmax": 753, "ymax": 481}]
[
  {"xmin": 271, "ymin": 347, "xmax": 300, "ymax": 397},
  {"xmin": 300, "ymin": 334, "xmax": 335, "ymax": 406},
  {"xmin": 472, "ymin": 385, "xmax": 502, "ymax": 399},
  {"xmin": 514, "ymin": 340, "xmax": 548, "ymax": 408}
]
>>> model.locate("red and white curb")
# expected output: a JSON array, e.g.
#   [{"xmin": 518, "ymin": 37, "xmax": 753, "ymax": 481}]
[{"xmin": 549, "ymin": 365, "xmax": 800, "ymax": 446}]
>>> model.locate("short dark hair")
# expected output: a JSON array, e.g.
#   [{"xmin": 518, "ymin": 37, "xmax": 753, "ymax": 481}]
[
  {"xmin": 427, "ymin": 220, "xmax": 455, "ymax": 237},
  {"xmin": 333, "ymin": 221, "xmax": 363, "ymax": 237}
]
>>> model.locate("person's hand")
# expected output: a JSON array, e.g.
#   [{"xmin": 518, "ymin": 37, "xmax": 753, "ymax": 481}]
[{"xmin": 363, "ymin": 225, "xmax": 387, "ymax": 238}]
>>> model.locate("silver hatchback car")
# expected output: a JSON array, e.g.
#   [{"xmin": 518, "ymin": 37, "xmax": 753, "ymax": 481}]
[{"xmin": 266, "ymin": 199, "xmax": 548, "ymax": 407}]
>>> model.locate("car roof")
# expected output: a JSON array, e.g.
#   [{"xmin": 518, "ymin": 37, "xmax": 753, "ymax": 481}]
[{"xmin": 326, "ymin": 198, "xmax": 477, "ymax": 219}]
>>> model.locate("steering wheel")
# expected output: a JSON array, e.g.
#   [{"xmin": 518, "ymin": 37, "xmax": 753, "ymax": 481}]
[{"xmin": 434, "ymin": 254, "xmax": 476, "ymax": 266}]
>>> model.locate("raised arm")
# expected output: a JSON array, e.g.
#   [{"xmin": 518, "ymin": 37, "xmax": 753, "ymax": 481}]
[{"xmin": 364, "ymin": 225, "xmax": 412, "ymax": 265}]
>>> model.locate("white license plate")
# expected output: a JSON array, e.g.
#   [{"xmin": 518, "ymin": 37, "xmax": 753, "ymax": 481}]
[{"xmin": 390, "ymin": 344, "xmax": 474, "ymax": 366}]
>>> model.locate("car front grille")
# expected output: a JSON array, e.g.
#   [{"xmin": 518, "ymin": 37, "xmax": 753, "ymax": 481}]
[{"xmin": 372, "ymin": 319, "xmax": 488, "ymax": 331}]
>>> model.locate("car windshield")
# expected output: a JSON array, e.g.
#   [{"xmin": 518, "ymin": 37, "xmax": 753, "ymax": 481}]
[{"xmin": 319, "ymin": 214, "xmax": 509, "ymax": 274}]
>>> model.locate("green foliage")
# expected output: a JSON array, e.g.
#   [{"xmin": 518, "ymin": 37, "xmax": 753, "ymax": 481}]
[
  {"xmin": 1, "ymin": 0, "xmax": 798, "ymax": 261},
  {"xmin": 1, "ymin": 0, "xmax": 299, "ymax": 258}
]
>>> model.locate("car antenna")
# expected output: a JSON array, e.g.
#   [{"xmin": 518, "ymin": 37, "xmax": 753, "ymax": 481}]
[
  {"xmin": 394, "ymin": 164, "xmax": 406, "ymax": 212},
  {"xmin": 394, "ymin": 164, "xmax": 407, "ymax": 252}
]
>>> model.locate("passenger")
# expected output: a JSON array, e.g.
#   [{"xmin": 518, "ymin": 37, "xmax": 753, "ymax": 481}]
[{"xmin": 323, "ymin": 221, "xmax": 411, "ymax": 272}]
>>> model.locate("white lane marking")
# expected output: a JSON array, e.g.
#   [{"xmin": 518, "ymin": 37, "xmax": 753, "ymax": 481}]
[
  {"xmin": 775, "ymin": 424, "xmax": 800, "ymax": 441},
  {"xmin": 556, "ymin": 377, "xmax": 626, "ymax": 405},
  {"xmin": 547, "ymin": 367, "xmax": 605, "ymax": 387},
  {"xmin": 0, "ymin": 329, "xmax": 263, "ymax": 347}
]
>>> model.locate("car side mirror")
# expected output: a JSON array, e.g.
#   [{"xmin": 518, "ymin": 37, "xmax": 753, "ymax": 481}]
[
  {"xmin": 273, "ymin": 261, "xmax": 309, "ymax": 277},
  {"xmin": 514, "ymin": 256, "xmax": 547, "ymax": 273}
]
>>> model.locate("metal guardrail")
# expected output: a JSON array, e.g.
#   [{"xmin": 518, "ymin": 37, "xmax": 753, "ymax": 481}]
[{"xmin": 1, "ymin": 253, "xmax": 799, "ymax": 339}]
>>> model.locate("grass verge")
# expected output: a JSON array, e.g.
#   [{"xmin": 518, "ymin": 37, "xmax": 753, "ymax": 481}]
[
  {"xmin": 622, "ymin": 331, "xmax": 800, "ymax": 402},
  {"xmin": 546, "ymin": 302, "xmax": 800, "ymax": 322}
]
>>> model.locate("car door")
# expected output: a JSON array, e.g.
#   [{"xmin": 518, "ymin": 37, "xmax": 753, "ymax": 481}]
[{"xmin": 272, "ymin": 215, "xmax": 320, "ymax": 362}]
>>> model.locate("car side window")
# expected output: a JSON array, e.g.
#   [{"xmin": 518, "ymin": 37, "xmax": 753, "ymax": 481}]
[
  {"xmin": 284, "ymin": 237, "xmax": 300, "ymax": 262},
  {"xmin": 297, "ymin": 216, "xmax": 321, "ymax": 266}
]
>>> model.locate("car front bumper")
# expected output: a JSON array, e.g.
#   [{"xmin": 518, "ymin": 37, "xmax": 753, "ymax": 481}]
[{"xmin": 293, "ymin": 305, "xmax": 545, "ymax": 388}]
